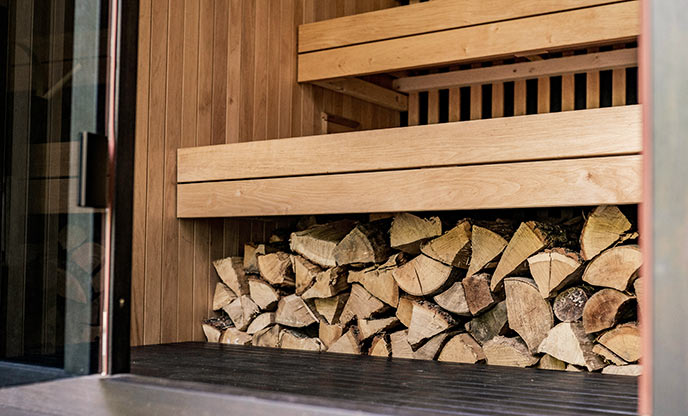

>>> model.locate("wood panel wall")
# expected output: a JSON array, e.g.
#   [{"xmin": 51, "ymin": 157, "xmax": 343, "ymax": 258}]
[{"xmin": 132, "ymin": 0, "xmax": 400, "ymax": 346}]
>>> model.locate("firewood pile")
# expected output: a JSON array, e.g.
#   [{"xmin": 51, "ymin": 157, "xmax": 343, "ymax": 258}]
[{"xmin": 202, "ymin": 205, "xmax": 642, "ymax": 376}]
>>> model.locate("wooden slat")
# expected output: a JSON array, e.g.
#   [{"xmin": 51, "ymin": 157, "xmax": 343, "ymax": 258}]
[
  {"xmin": 538, "ymin": 77, "xmax": 550, "ymax": 113},
  {"xmin": 408, "ymin": 92, "xmax": 420, "ymax": 126},
  {"xmin": 393, "ymin": 48, "xmax": 637, "ymax": 93},
  {"xmin": 428, "ymin": 90, "xmax": 439, "ymax": 124},
  {"xmin": 178, "ymin": 155, "xmax": 641, "ymax": 218},
  {"xmin": 448, "ymin": 88, "xmax": 460, "ymax": 122},
  {"xmin": 298, "ymin": 0, "xmax": 622, "ymax": 53},
  {"xmin": 178, "ymin": 105, "xmax": 641, "ymax": 183},
  {"xmin": 298, "ymin": 2, "xmax": 639, "ymax": 82},
  {"xmin": 514, "ymin": 80, "xmax": 526, "ymax": 116},
  {"xmin": 492, "ymin": 82, "xmax": 504, "ymax": 118},
  {"xmin": 561, "ymin": 52, "xmax": 575, "ymax": 112},
  {"xmin": 587, "ymin": 48, "xmax": 601, "ymax": 109},
  {"xmin": 312, "ymin": 78, "xmax": 408, "ymax": 111}
]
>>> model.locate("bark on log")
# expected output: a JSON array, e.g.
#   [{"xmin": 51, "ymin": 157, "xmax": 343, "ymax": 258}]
[
  {"xmin": 258, "ymin": 252, "xmax": 295, "ymax": 287},
  {"xmin": 292, "ymin": 255, "xmax": 322, "ymax": 295},
  {"xmin": 319, "ymin": 321, "xmax": 345, "ymax": 349},
  {"xmin": 463, "ymin": 273, "xmax": 498, "ymax": 315},
  {"xmin": 597, "ymin": 322, "xmax": 641, "ymax": 363},
  {"xmin": 212, "ymin": 282, "xmax": 237, "ymax": 311},
  {"xmin": 275, "ymin": 294, "xmax": 319, "ymax": 328},
  {"xmin": 527, "ymin": 248, "xmax": 582, "ymax": 298},
  {"xmin": 504, "ymin": 277, "xmax": 554, "ymax": 352},
  {"xmin": 213, "ymin": 257, "xmax": 249, "ymax": 296},
  {"xmin": 301, "ymin": 266, "xmax": 349, "ymax": 299},
  {"xmin": 582, "ymin": 245, "xmax": 642, "ymax": 291},
  {"xmin": 358, "ymin": 316, "xmax": 400, "ymax": 341},
  {"xmin": 420, "ymin": 220, "xmax": 472, "ymax": 268},
  {"xmin": 466, "ymin": 224, "xmax": 509, "ymax": 278},
  {"xmin": 465, "ymin": 301, "xmax": 508, "ymax": 345},
  {"xmin": 246, "ymin": 312, "xmax": 276, "ymax": 335},
  {"xmin": 248, "ymin": 278, "xmax": 281, "ymax": 310},
  {"xmin": 220, "ymin": 328, "xmax": 252, "ymax": 345},
  {"xmin": 327, "ymin": 328, "xmax": 362, "ymax": 355},
  {"xmin": 389, "ymin": 213, "xmax": 442, "ymax": 254},
  {"xmin": 313, "ymin": 293, "xmax": 349, "ymax": 325},
  {"xmin": 339, "ymin": 284, "xmax": 387, "ymax": 324},
  {"xmin": 393, "ymin": 254, "xmax": 455, "ymax": 296},
  {"xmin": 553, "ymin": 286, "xmax": 591, "ymax": 323},
  {"xmin": 582, "ymin": 288, "xmax": 635, "ymax": 333},
  {"xmin": 290, "ymin": 220, "xmax": 357, "ymax": 267},
  {"xmin": 252, "ymin": 324, "xmax": 281, "ymax": 348},
  {"xmin": 407, "ymin": 301, "xmax": 457, "ymax": 348},
  {"xmin": 333, "ymin": 222, "xmax": 390, "ymax": 265},
  {"xmin": 224, "ymin": 295, "xmax": 261, "ymax": 331},
  {"xmin": 438, "ymin": 333, "xmax": 486, "ymax": 364},
  {"xmin": 537, "ymin": 322, "xmax": 605, "ymax": 371},
  {"xmin": 348, "ymin": 253, "xmax": 403, "ymax": 307},
  {"xmin": 280, "ymin": 329, "xmax": 324, "ymax": 352},
  {"xmin": 483, "ymin": 336, "xmax": 538, "ymax": 367},
  {"xmin": 433, "ymin": 281, "xmax": 470, "ymax": 316},
  {"xmin": 580, "ymin": 205, "xmax": 632, "ymax": 260}
]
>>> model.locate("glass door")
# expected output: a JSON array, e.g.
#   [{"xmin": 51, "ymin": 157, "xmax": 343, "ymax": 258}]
[{"xmin": 1, "ymin": 0, "xmax": 112, "ymax": 377}]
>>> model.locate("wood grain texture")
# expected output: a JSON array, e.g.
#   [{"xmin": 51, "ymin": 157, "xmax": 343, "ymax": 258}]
[
  {"xmin": 132, "ymin": 0, "xmax": 399, "ymax": 345},
  {"xmin": 179, "ymin": 106, "xmax": 641, "ymax": 183},
  {"xmin": 298, "ymin": 2, "xmax": 640, "ymax": 81},
  {"xmin": 298, "ymin": 0, "xmax": 622, "ymax": 53},
  {"xmin": 177, "ymin": 155, "xmax": 642, "ymax": 217}
]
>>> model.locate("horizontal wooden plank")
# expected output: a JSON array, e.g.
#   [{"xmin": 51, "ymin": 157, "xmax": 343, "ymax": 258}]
[
  {"xmin": 312, "ymin": 78, "xmax": 408, "ymax": 111},
  {"xmin": 298, "ymin": 0, "xmax": 621, "ymax": 53},
  {"xmin": 178, "ymin": 105, "xmax": 641, "ymax": 183},
  {"xmin": 177, "ymin": 155, "xmax": 642, "ymax": 218},
  {"xmin": 297, "ymin": 1, "xmax": 639, "ymax": 82},
  {"xmin": 394, "ymin": 48, "xmax": 637, "ymax": 93}
]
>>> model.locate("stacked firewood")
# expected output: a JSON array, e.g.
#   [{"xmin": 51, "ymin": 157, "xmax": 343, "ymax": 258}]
[{"xmin": 202, "ymin": 205, "xmax": 642, "ymax": 376}]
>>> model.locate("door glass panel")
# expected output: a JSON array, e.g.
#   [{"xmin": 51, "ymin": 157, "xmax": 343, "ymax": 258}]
[{"xmin": 1, "ymin": 0, "xmax": 108, "ymax": 376}]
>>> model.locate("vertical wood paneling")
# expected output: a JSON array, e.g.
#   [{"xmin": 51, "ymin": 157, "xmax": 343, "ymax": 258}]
[
  {"xmin": 491, "ymin": 83, "xmax": 503, "ymax": 118},
  {"xmin": 427, "ymin": 90, "xmax": 439, "ymax": 124},
  {"xmin": 537, "ymin": 77, "xmax": 550, "ymax": 114},
  {"xmin": 514, "ymin": 80, "xmax": 526, "ymax": 116},
  {"xmin": 586, "ymin": 48, "xmax": 600, "ymax": 109},
  {"xmin": 133, "ymin": 0, "xmax": 400, "ymax": 345},
  {"xmin": 561, "ymin": 52, "xmax": 575, "ymax": 111}
]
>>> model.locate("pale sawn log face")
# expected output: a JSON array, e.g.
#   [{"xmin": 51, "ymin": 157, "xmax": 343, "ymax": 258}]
[{"xmin": 201, "ymin": 206, "xmax": 642, "ymax": 376}]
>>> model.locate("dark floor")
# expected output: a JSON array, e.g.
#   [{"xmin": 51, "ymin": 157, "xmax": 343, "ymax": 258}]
[
  {"xmin": 0, "ymin": 361, "xmax": 70, "ymax": 388},
  {"xmin": 129, "ymin": 342, "xmax": 639, "ymax": 416}
]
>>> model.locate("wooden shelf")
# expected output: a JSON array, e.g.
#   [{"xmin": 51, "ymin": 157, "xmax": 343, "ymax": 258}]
[{"xmin": 177, "ymin": 106, "xmax": 642, "ymax": 218}]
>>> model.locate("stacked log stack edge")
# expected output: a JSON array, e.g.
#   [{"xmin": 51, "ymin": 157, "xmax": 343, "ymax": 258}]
[{"xmin": 202, "ymin": 205, "xmax": 642, "ymax": 376}]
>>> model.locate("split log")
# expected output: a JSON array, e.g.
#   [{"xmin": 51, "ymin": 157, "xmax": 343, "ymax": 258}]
[
  {"xmin": 527, "ymin": 248, "xmax": 582, "ymax": 298},
  {"xmin": 370, "ymin": 335, "xmax": 391, "ymax": 357},
  {"xmin": 252, "ymin": 324, "xmax": 281, "ymax": 348},
  {"xmin": 582, "ymin": 245, "xmax": 642, "ymax": 290},
  {"xmin": 465, "ymin": 301, "xmax": 508, "ymax": 345},
  {"xmin": 224, "ymin": 295, "xmax": 260, "ymax": 331},
  {"xmin": 602, "ymin": 365, "xmax": 642, "ymax": 376},
  {"xmin": 414, "ymin": 333, "xmax": 451, "ymax": 360},
  {"xmin": 246, "ymin": 312, "xmax": 276, "ymax": 335},
  {"xmin": 313, "ymin": 293, "xmax": 349, "ymax": 325},
  {"xmin": 202, "ymin": 324, "xmax": 222, "ymax": 343},
  {"xmin": 389, "ymin": 213, "xmax": 442, "ymax": 254},
  {"xmin": 339, "ymin": 284, "xmax": 387, "ymax": 324},
  {"xmin": 466, "ymin": 224, "xmax": 509, "ymax": 278},
  {"xmin": 597, "ymin": 322, "xmax": 641, "ymax": 363},
  {"xmin": 566, "ymin": 365, "xmax": 584, "ymax": 372},
  {"xmin": 348, "ymin": 254, "xmax": 402, "ymax": 307},
  {"xmin": 537, "ymin": 322, "xmax": 605, "ymax": 371},
  {"xmin": 633, "ymin": 278, "xmax": 643, "ymax": 317},
  {"xmin": 583, "ymin": 289, "xmax": 635, "ymax": 333},
  {"xmin": 393, "ymin": 254, "xmax": 455, "ymax": 296},
  {"xmin": 438, "ymin": 333, "xmax": 486, "ymax": 364},
  {"xmin": 220, "ymin": 328, "xmax": 252, "ymax": 345},
  {"xmin": 275, "ymin": 294, "xmax": 319, "ymax": 328},
  {"xmin": 358, "ymin": 316, "xmax": 400, "ymax": 341},
  {"xmin": 290, "ymin": 220, "xmax": 357, "ymax": 267},
  {"xmin": 433, "ymin": 282, "xmax": 470, "ymax": 316},
  {"xmin": 327, "ymin": 328, "xmax": 362, "ymax": 355},
  {"xmin": 301, "ymin": 267, "xmax": 349, "ymax": 299},
  {"xmin": 593, "ymin": 343, "xmax": 628, "ymax": 366},
  {"xmin": 333, "ymin": 222, "xmax": 390, "ymax": 265},
  {"xmin": 291, "ymin": 255, "xmax": 322, "ymax": 295},
  {"xmin": 258, "ymin": 252, "xmax": 295, "ymax": 287},
  {"xmin": 462, "ymin": 273, "xmax": 498, "ymax": 315},
  {"xmin": 212, "ymin": 282, "xmax": 237, "ymax": 311},
  {"xmin": 580, "ymin": 205, "xmax": 632, "ymax": 260},
  {"xmin": 407, "ymin": 301, "xmax": 457, "ymax": 348},
  {"xmin": 244, "ymin": 243, "xmax": 276, "ymax": 274},
  {"xmin": 553, "ymin": 286, "xmax": 591, "ymax": 323},
  {"xmin": 389, "ymin": 330, "xmax": 414, "ymax": 359},
  {"xmin": 483, "ymin": 336, "xmax": 538, "ymax": 367},
  {"xmin": 492, "ymin": 221, "xmax": 561, "ymax": 291},
  {"xmin": 319, "ymin": 321, "xmax": 345, "ymax": 349},
  {"xmin": 504, "ymin": 277, "xmax": 554, "ymax": 352},
  {"xmin": 396, "ymin": 295, "xmax": 422, "ymax": 327},
  {"xmin": 538, "ymin": 354, "xmax": 566, "ymax": 370},
  {"xmin": 213, "ymin": 257, "xmax": 249, "ymax": 296},
  {"xmin": 248, "ymin": 278, "xmax": 281, "ymax": 310},
  {"xmin": 420, "ymin": 220, "xmax": 472, "ymax": 268},
  {"xmin": 280, "ymin": 329, "xmax": 324, "ymax": 352}
]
